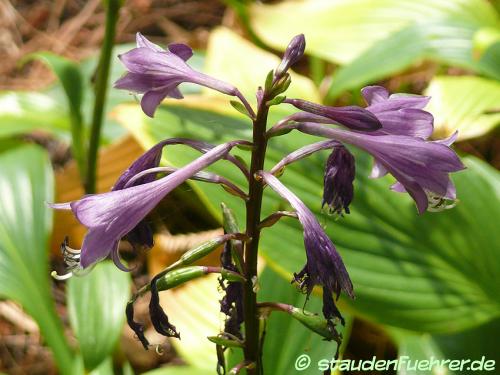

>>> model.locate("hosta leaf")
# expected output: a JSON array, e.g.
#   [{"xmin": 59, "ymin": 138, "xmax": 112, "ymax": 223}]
[
  {"xmin": 114, "ymin": 98, "xmax": 500, "ymax": 334},
  {"xmin": 248, "ymin": 0, "xmax": 499, "ymax": 65},
  {"xmin": 0, "ymin": 145, "xmax": 74, "ymax": 374},
  {"xmin": 246, "ymin": 0, "xmax": 500, "ymax": 99},
  {"xmin": 425, "ymin": 76, "xmax": 500, "ymax": 140},
  {"xmin": 27, "ymin": 52, "xmax": 86, "ymax": 173},
  {"xmin": 325, "ymin": 22, "xmax": 481, "ymax": 101},
  {"xmin": 27, "ymin": 52, "xmax": 85, "ymax": 124},
  {"xmin": 393, "ymin": 318, "xmax": 499, "ymax": 374},
  {"xmin": 0, "ymin": 91, "xmax": 70, "ymax": 138},
  {"xmin": 67, "ymin": 261, "xmax": 131, "ymax": 371}
]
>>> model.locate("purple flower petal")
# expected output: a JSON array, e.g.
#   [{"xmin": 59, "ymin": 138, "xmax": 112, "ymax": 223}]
[
  {"xmin": 115, "ymin": 34, "xmax": 243, "ymax": 117},
  {"xmin": 361, "ymin": 86, "xmax": 389, "ymax": 105},
  {"xmin": 136, "ymin": 32, "xmax": 164, "ymax": 52},
  {"xmin": 141, "ymin": 88, "xmax": 171, "ymax": 117},
  {"xmin": 362, "ymin": 86, "xmax": 434, "ymax": 138},
  {"xmin": 168, "ymin": 43, "xmax": 193, "ymax": 61},
  {"xmin": 370, "ymin": 160, "xmax": 388, "ymax": 178}
]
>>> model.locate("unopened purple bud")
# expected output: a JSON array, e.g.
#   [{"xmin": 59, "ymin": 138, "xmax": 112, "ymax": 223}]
[
  {"xmin": 323, "ymin": 146, "xmax": 356, "ymax": 216},
  {"xmin": 285, "ymin": 99, "xmax": 382, "ymax": 131},
  {"xmin": 275, "ymin": 34, "xmax": 306, "ymax": 79}
]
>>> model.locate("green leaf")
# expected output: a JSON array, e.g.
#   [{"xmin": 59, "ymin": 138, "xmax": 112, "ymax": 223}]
[
  {"xmin": 115, "ymin": 99, "xmax": 500, "ymax": 335},
  {"xmin": 26, "ymin": 52, "xmax": 85, "ymax": 124},
  {"xmin": 248, "ymin": 0, "xmax": 499, "ymax": 65},
  {"xmin": 326, "ymin": 22, "xmax": 480, "ymax": 101},
  {"xmin": 67, "ymin": 260, "xmax": 130, "ymax": 371},
  {"xmin": 247, "ymin": 0, "xmax": 500, "ymax": 99},
  {"xmin": 0, "ymin": 145, "xmax": 75, "ymax": 374},
  {"xmin": 393, "ymin": 319, "xmax": 499, "ymax": 374},
  {"xmin": 477, "ymin": 41, "xmax": 500, "ymax": 80},
  {"xmin": 424, "ymin": 75, "xmax": 500, "ymax": 140},
  {"xmin": 0, "ymin": 91, "xmax": 70, "ymax": 138},
  {"xmin": 26, "ymin": 52, "xmax": 86, "ymax": 173}
]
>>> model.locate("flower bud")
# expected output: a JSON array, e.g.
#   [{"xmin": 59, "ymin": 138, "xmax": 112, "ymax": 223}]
[{"xmin": 275, "ymin": 34, "xmax": 306, "ymax": 79}]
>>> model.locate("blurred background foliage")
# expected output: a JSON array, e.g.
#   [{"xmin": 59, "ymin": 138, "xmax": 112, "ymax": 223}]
[{"xmin": 0, "ymin": 0, "xmax": 499, "ymax": 374}]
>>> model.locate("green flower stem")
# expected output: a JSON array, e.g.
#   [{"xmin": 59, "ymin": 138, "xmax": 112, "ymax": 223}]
[{"xmin": 84, "ymin": 0, "xmax": 121, "ymax": 193}]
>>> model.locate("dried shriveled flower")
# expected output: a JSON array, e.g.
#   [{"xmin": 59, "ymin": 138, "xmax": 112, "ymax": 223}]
[{"xmin": 258, "ymin": 171, "xmax": 354, "ymax": 324}]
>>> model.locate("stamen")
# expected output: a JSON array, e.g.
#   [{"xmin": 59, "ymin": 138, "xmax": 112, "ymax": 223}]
[
  {"xmin": 426, "ymin": 191, "xmax": 457, "ymax": 212},
  {"xmin": 51, "ymin": 270, "xmax": 73, "ymax": 280}
]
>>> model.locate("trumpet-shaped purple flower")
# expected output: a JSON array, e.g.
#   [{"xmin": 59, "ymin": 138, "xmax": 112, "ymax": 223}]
[
  {"xmin": 51, "ymin": 141, "xmax": 246, "ymax": 273},
  {"xmin": 115, "ymin": 33, "xmax": 250, "ymax": 117},
  {"xmin": 323, "ymin": 146, "xmax": 356, "ymax": 216},
  {"xmin": 284, "ymin": 98, "xmax": 382, "ymax": 132},
  {"xmin": 296, "ymin": 123, "xmax": 465, "ymax": 214},
  {"xmin": 258, "ymin": 172, "xmax": 354, "ymax": 323}
]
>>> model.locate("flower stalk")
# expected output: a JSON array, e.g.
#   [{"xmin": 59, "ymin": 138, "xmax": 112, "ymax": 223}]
[
  {"xmin": 243, "ymin": 87, "xmax": 270, "ymax": 374},
  {"xmin": 85, "ymin": 0, "xmax": 121, "ymax": 193}
]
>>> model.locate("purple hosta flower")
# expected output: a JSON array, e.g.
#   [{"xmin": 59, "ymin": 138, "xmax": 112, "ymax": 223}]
[
  {"xmin": 296, "ymin": 123, "xmax": 465, "ymax": 214},
  {"xmin": 115, "ymin": 33, "xmax": 251, "ymax": 117},
  {"xmin": 275, "ymin": 34, "xmax": 306, "ymax": 79},
  {"xmin": 258, "ymin": 172, "xmax": 354, "ymax": 324},
  {"xmin": 284, "ymin": 98, "xmax": 382, "ymax": 131},
  {"xmin": 362, "ymin": 85, "xmax": 434, "ymax": 138},
  {"xmin": 51, "ymin": 141, "xmax": 246, "ymax": 276},
  {"xmin": 323, "ymin": 146, "xmax": 356, "ymax": 216}
]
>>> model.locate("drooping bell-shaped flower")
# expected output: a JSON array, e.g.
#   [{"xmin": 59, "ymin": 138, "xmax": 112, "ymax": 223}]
[
  {"xmin": 296, "ymin": 123, "xmax": 465, "ymax": 214},
  {"xmin": 115, "ymin": 33, "xmax": 251, "ymax": 117},
  {"xmin": 258, "ymin": 172, "xmax": 354, "ymax": 324},
  {"xmin": 322, "ymin": 146, "xmax": 356, "ymax": 216}
]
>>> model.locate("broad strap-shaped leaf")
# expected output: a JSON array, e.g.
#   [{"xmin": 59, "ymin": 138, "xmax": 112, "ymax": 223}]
[
  {"xmin": 247, "ymin": 0, "xmax": 499, "ymax": 65},
  {"xmin": 67, "ymin": 260, "xmax": 130, "ymax": 371},
  {"xmin": 27, "ymin": 52, "xmax": 86, "ymax": 172},
  {"xmin": 325, "ymin": 22, "xmax": 483, "ymax": 100},
  {"xmin": 0, "ymin": 145, "xmax": 75, "ymax": 374},
  {"xmin": 114, "ymin": 98, "xmax": 500, "ymax": 334},
  {"xmin": 424, "ymin": 75, "xmax": 500, "ymax": 140},
  {"xmin": 393, "ymin": 318, "xmax": 499, "ymax": 374},
  {"xmin": 246, "ymin": 0, "xmax": 499, "ymax": 99},
  {"xmin": 0, "ymin": 91, "xmax": 70, "ymax": 138}
]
